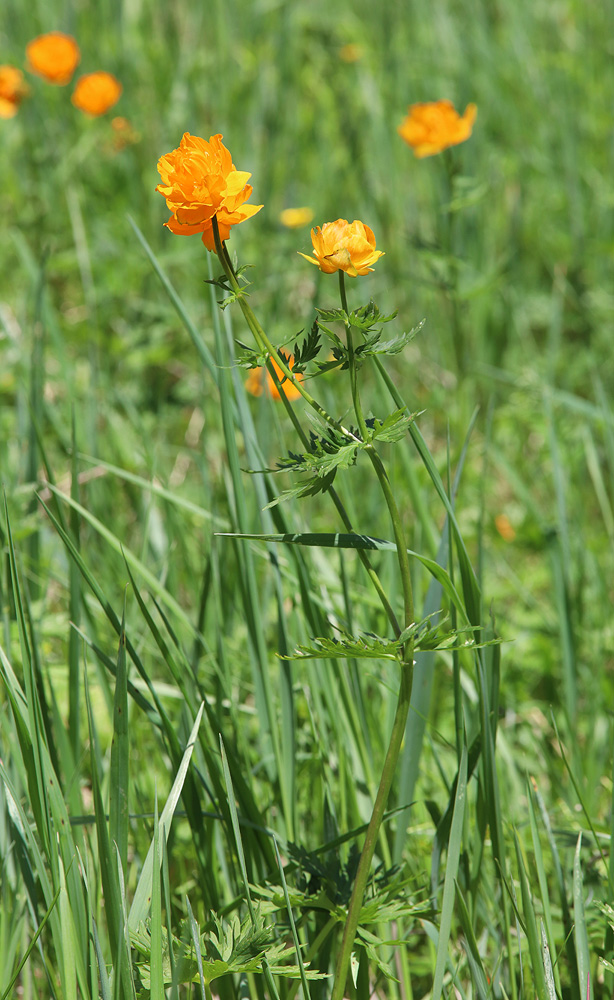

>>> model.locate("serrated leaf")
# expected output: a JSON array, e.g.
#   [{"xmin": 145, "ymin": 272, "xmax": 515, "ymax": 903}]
[
  {"xmin": 316, "ymin": 306, "xmax": 348, "ymax": 324},
  {"xmin": 370, "ymin": 408, "xmax": 416, "ymax": 444},
  {"xmin": 367, "ymin": 320, "xmax": 425, "ymax": 357},
  {"xmin": 292, "ymin": 321, "xmax": 322, "ymax": 370}
]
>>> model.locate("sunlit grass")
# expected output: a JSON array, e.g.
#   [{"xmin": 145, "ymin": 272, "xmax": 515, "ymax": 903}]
[{"xmin": 1, "ymin": 0, "xmax": 614, "ymax": 997}]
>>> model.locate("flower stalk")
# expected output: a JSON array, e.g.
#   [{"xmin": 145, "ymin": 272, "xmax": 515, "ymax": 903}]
[
  {"xmin": 211, "ymin": 218, "xmax": 402, "ymax": 640},
  {"xmin": 330, "ymin": 271, "xmax": 415, "ymax": 1000}
]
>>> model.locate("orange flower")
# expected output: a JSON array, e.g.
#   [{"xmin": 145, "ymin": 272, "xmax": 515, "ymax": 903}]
[
  {"xmin": 398, "ymin": 100, "xmax": 477, "ymax": 158},
  {"xmin": 156, "ymin": 132, "xmax": 263, "ymax": 251},
  {"xmin": 245, "ymin": 356, "xmax": 303, "ymax": 401},
  {"xmin": 298, "ymin": 219, "xmax": 384, "ymax": 277},
  {"xmin": 0, "ymin": 65, "xmax": 29, "ymax": 118},
  {"xmin": 72, "ymin": 71, "xmax": 122, "ymax": 116},
  {"xmin": 26, "ymin": 31, "xmax": 80, "ymax": 85}
]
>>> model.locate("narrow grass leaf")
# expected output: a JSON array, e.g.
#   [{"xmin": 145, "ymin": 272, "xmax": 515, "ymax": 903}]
[
  {"xmin": 573, "ymin": 834, "xmax": 591, "ymax": 1000},
  {"xmin": 272, "ymin": 836, "xmax": 311, "ymax": 1000},
  {"xmin": 0, "ymin": 887, "xmax": 60, "ymax": 1000},
  {"xmin": 185, "ymin": 896, "xmax": 207, "ymax": 1000},
  {"xmin": 431, "ymin": 739, "xmax": 467, "ymax": 1000},
  {"xmin": 541, "ymin": 922, "xmax": 557, "ymax": 1000},
  {"xmin": 514, "ymin": 830, "xmax": 548, "ymax": 1000},
  {"xmin": 128, "ymin": 702, "xmax": 204, "ymax": 931},
  {"xmin": 454, "ymin": 881, "xmax": 491, "ymax": 1000},
  {"xmin": 527, "ymin": 779, "xmax": 561, "ymax": 994},
  {"xmin": 149, "ymin": 790, "xmax": 164, "ymax": 1000},
  {"xmin": 109, "ymin": 601, "xmax": 129, "ymax": 880}
]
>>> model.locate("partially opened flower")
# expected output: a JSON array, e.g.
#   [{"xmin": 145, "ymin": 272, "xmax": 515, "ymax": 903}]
[
  {"xmin": 245, "ymin": 356, "xmax": 303, "ymax": 401},
  {"xmin": 298, "ymin": 219, "xmax": 384, "ymax": 277},
  {"xmin": 26, "ymin": 31, "xmax": 80, "ymax": 85},
  {"xmin": 398, "ymin": 99, "xmax": 477, "ymax": 157},
  {"xmin": 0, "ymin": 65, "xmax": 29, "ymax": 118},
  {"xmin": 156, "ymin": 132, "xmax": 263, "ymax": 251},
  {"xmin": 72, "ymin": 71, "xmax": 122, "ymax": 116}
]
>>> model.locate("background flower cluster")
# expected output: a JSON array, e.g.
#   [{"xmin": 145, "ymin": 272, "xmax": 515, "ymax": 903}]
[{"xmin": 0, "ymin": 30, "xmax": 121, "ymax": 119}]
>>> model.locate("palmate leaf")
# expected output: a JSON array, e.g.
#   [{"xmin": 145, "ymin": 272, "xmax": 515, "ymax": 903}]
[
  {"xmin": 133, "ymin": 908, "xmax": 326, "ymax": 988},
  {"xmin": 361, "ymin": 320, "xmax": 425, "ymax": 357},
  {"xmin": 316, "ymin": 300, "xmax": 397, "ymax": 332},
  {"xmin": 282, "ymin": 616, "xmax": 496, "ymax": 663},
  {"xmin": 369, "ymin": 408, "xmax": 416, "ymax": 444},
  {"xmin": 257, "ymin": 424, "xmax": 363, "ymax": 506}
]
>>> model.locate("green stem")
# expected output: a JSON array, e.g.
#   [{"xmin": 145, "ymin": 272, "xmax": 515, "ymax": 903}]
[
  {"xmin": 213, "ymin": 222, "xmax": 358, "ymax": 443},
  {"xmin": 330, "ymin": 271, "xmax": 416, "ymax": 1000},
  {"xmin": 212, "ymin": 220, "xmax": 401, "ymax": 638},
  {"xmin": 339, "ymin": 271, "xmax": 369, "ymax": 443}
]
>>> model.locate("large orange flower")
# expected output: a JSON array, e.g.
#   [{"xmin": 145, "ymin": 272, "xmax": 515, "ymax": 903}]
[
  {"xmin": 26, "ymin": 32, "xmax": 80, "ymax": 85},
  {"xmin": 72, "ymin": 71, "xmax": 122, "ymax": 116},
  {"xmin": 0, "ymin": 65, "xmax": 29, "ymax": 118},
  {"xmin": 298, "ymin": 219, "xmax": 384, "ymax": 277},
  {"xmin": 245, "ymin": 355, "xmax": 303, "ymax": 401},
  {"xmin": 156, "ymin": 133, "xmax": 263, "ymax": 251},
  {"xmin": 398, "ymin": 100, "xmax": 477, "ymax": 157}
]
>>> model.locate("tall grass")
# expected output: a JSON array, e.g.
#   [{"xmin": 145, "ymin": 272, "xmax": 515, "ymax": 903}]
[{"xmin": 1, "ymin": 0, "xmax": 613, "ymax": 996}]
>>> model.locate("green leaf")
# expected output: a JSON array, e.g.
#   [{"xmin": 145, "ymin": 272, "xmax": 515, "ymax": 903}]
[
  {"xmin": 128, "ymin": 703, "xmax": 204, "ymax": 932},
  {"xmin": 431, "ymin": 740, "xmax": 467, "ymax": 1000},
  {"xmin": 365, "ymin": 321, "xmax": 424, "ymax": 357},
  {"xmin": 369, "ymin": 408, "xmax": 416, "ymax": 444}
]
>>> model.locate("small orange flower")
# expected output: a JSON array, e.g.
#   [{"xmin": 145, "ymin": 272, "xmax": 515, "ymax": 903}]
[
  {"xmin": 156, "ymin": 132, "xmax": 263, "ymax": 251},
  {"xmin": 0, "ymin": 65, "xmax": 29, "ymax": 118},
  {"xmin": 245, "ymin": 356, "xmax": 303, "ymax": 401},
  {"xmin": 398, "ymin": 99, "xmax": 477, "ymax": 158},
  {"xmin": 72, "ymin": 71, "xmax": 122, "ymax": 116},
  {"xmin": 26, "ymin": 31, "xmax": 80, "ymax": 85},
  {"xmin": 298, "ymin": 219, "xmax": 384, "ymax": 277}
]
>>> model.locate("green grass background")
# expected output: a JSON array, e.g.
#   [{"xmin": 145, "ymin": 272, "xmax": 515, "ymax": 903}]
[{"xmin": 1, "ymin": 0, "xmax": 614, "ymax": 997}]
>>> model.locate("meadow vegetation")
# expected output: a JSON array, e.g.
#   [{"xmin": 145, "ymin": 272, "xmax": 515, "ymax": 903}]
[{"xmin": 1, "ymin": 1, "xmax": 614, "ymax": 998}]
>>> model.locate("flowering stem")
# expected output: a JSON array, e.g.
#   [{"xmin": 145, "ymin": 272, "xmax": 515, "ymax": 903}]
[
  {"xmin": 211, "ymin": 219, "xmax": 401, "ymax": 638},
  {"xmin": 212, "ymin": 220, "xmax": 359, "ymax": 444},
  {"xmin": 330, "ymin": 273, "xmax": 416, "ymax": 1000}
]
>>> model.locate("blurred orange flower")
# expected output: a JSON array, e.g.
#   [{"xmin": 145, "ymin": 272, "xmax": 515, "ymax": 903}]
[
  {"xmin": 494, "ymin": 514, "xmax": 516, "ymax": 542},
  {"xmin": 280, "ymin": 207, "xmax": 314, "ymax": 228},
  {"xmin": 245, "ymin": 356, "xmax": 303, "ymax": 401},
  {"xmin": 110, "ymin": 115, "xmax": 140, "ymax": 150},
  {"xmin": 0, "ymin": 65, "xmax": 29, "ymax": 118},
  {"xmin": 72, "ymin": 71, "xmax": 122, "ymax": 116},
  {"xmin": 398, "ymin": 99, "xmax": 477, "ymax": 157},
  {"xmin": 26, "ymin": 31, "xmax": 80, "ymax": 85},
  {"xmin": 298, "ymin": 219, "xmax": 384, "ymax": 277},
  {"xmin": 339, "ymin": 43, "xmax": 363, "ymax": 63},
  {"xmin": 156, "ymin": 132, "xmax": 263, "ymax": 251}
]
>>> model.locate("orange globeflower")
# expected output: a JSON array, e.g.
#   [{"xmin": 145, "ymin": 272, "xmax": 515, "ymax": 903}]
[
  {"xmin": 156, "ymin": 132, "xmax": 263, "ymax": 251},
  {"xmin": 245, "ymin": 356, "xmax": 303, "ymax": 401},
  {"xmin": 298, "ymin": 219, "xmax": 384, "ymax": 277},
  {"xmin": 26, "ymin": 31, "xmax": 80, "ymax": 85},
  {"xmin": 398, "ymin": 99, "xmax": 477, "ymax": 158},
  {"xmin": 0, "ymin": 65, "xmax": 29, "ymax": 118},
  {"xmin": 72, "ymin": 71, "xmax": 122, "ymax": 116}
]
